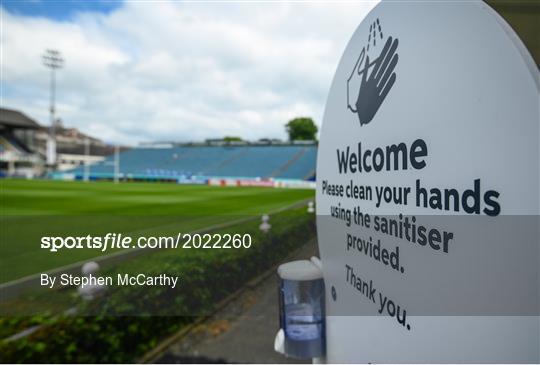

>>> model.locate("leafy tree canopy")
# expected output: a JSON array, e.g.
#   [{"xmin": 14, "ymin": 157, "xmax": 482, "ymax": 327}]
[
  {"xmin": 285, "ymin": 117, "xmax": 318, "ymax": 141},
  {"xmin": 222, "ymin": 136, "xmax": 243, "ymax": 142}
]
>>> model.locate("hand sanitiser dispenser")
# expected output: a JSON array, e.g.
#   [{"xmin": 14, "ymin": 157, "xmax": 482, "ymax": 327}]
[{"xmin": 277, "ymin": 259, "xmax": 325, "ymax": 359}]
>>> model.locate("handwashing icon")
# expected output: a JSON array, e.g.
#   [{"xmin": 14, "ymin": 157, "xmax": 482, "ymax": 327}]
[{"xmin": 347, "ymin": 18, "xmax": 399, "ymax": 126}]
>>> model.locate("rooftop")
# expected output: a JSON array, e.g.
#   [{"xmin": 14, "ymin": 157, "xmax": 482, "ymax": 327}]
[{"xmin": 0, "ymin": 108, "xmax": 41, "ymax": 129}]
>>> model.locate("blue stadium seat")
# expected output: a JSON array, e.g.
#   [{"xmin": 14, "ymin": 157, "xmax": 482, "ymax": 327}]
[{"xmin": 69, "ymin": 145, "xmax": 317, "ymax": 181}]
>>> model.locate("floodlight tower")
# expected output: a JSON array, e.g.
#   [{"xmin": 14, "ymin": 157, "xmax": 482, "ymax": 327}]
[{"xmin": 42, "ymin": 49, "xmax": 64, "ymax": 167}]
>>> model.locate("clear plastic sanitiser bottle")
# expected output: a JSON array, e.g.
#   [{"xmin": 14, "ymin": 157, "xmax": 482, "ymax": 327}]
[{"xmin": 278, "ymin": 260, "xmax": 325, "ymax": 358}]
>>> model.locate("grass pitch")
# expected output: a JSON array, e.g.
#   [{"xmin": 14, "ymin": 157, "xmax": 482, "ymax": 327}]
[{"xmin": 0, "ymin": 179, "xmax": 314, "ymax": 283}]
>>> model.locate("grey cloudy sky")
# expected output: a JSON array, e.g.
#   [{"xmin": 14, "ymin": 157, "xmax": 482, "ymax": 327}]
[{"xmin": 1, "ymin": 1, "xmax": 377, "ymax": 145}]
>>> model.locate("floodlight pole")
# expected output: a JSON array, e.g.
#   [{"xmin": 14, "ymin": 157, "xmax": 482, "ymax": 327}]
[{"xmin": 42, "ymin": 49, "xmax": 64, "ymax": 169}]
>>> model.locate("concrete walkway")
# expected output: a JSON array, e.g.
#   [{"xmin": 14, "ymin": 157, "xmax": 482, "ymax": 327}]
[{"xmin": 156, "ymin": 241, "xmax": 318, "ymax": 364}]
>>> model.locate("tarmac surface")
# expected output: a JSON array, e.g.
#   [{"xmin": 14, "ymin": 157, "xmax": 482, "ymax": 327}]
[{"xmin": 155, "ymin": 240, "xmax": 318, "ymax": 364}]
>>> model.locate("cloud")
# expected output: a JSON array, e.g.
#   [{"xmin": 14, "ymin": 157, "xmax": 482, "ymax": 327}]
[{"xmin": 1, "ymin": 1, "xmax": 377, "ymax": 145}]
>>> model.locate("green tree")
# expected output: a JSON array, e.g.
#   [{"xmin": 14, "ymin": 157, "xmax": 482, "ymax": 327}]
[
  {"xmin": 285, "ymin": 117, "xmax": 318, "ymax": 141},
  {"xmin": 222, "ymin": 136, "xmax": 243, "ymax": 142}
]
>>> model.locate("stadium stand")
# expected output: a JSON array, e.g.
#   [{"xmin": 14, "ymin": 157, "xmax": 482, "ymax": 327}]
[
  {"xmin": 1, "ymin": 108, "xmax": 317, "ymax": 184},
  {"xmin": 1, "ymin": 107, "xmax": 120, "ymax": 177},
  {"xmin": 0, "ymin": 108, "xmax": 43, "ymax": 177},
  {"xmin": 65, "ymin": 145, "xmax": 317, "ymax": 182}
]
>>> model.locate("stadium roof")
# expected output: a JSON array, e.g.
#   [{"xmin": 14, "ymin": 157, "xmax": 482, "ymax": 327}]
[
  {"xmin": 58, "ymin": 145, "xmax": 127, "ymax": 156},
  {"xmin": 0, "ymin": 108, "xmax": 41, "ymax": 129}
]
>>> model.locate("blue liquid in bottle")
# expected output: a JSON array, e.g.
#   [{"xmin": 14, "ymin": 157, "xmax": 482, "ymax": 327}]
[{"xmin": 280, "ymin": 278, "xmax": 325, "ymax": 358}]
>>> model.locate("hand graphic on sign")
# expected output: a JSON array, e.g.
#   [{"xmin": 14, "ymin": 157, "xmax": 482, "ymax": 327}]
[{"xmin": 347, "ymin": 36, "xmax": 399, "ymax": 126}]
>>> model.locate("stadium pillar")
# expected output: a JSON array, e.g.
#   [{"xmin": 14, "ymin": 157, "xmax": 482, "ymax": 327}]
[
  {"xmin": 84, "ymin": 138, "xmax": 90, "ymax": 182},
  {"xmin": 114, "ymin": 145, "xmax": 120, "ymax": 183}
]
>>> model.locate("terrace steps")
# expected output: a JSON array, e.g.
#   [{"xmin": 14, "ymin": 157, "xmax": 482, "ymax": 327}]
[{"xmin": 269, "ymin": 147, "xmax": 307, "ymax": 178}]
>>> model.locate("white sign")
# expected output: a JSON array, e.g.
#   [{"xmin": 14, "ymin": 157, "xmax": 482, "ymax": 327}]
[{"xmin": 316, "ymin": 1, "xmax": 539, "ymax": 363}]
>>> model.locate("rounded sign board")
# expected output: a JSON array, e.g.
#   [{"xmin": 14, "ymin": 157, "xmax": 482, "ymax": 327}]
[{"xmin": 316, "ymin": 1, "xmax": 539, "ymax": 363}]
